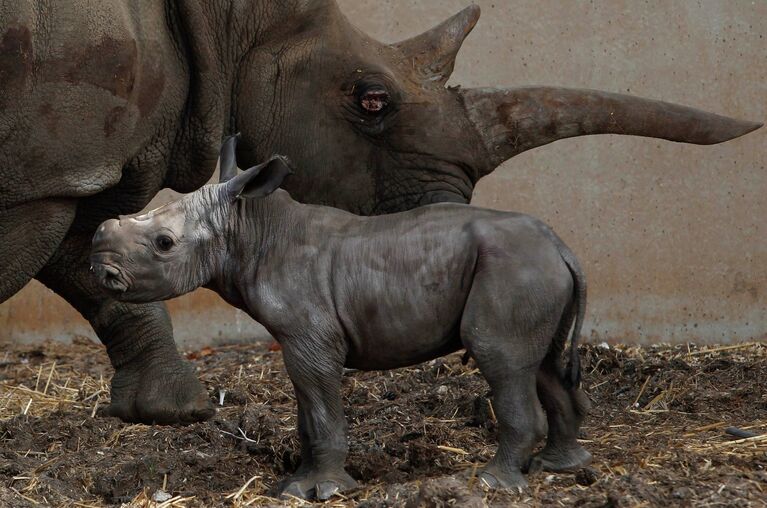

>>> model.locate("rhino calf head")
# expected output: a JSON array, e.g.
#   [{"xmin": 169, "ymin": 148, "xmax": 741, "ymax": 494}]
[{"xmin": 90, "ymin": 135, "xmax": 292, "ymax": 302}]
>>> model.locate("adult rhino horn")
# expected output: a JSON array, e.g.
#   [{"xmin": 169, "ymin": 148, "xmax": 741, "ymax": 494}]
[
  {"xmin": 393, "ymin": 5, "xmax": 481, "ymax": 85},
  {"xmin": 219, "ymin": 133, "xmax": 241, "ymax": 183},
  {"xmin": 459, "ymin": 87, "xmax": 763, "ymax": 170}
]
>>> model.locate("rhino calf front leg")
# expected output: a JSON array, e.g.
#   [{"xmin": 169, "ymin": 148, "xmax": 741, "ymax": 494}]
[{"xmin": 277, "ymin": 342, "xmax": 358, "ymax": 500}]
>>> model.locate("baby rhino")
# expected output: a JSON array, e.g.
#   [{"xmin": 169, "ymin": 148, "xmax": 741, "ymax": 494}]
[{"xmin": 91, "ymin": 136, "xmax": 591, "ymax": 499}]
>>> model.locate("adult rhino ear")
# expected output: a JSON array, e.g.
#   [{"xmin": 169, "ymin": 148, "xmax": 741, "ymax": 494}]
[
  {"xmin": 219, "ymin": 132, "xmax": 241, "ymax": 183},
  {"xmin": 225, "ymin": 155, "xmax": 294, "ymax": 200}
]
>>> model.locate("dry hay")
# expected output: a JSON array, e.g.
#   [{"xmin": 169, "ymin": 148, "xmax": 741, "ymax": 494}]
[{"xmin": 0, "ymin": 339, "xmax": 765, "ymax": 507}]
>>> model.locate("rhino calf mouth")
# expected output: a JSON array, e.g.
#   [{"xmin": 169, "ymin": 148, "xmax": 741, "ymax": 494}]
[{"xmin": 90, "ymin": 260, "xmax": 129, "ymax": 294}]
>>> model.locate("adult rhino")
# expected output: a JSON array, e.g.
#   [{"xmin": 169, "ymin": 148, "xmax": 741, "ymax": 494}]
[{"xmin": 0, "ymin": 1, "xmax": 760, "ymax": 424}]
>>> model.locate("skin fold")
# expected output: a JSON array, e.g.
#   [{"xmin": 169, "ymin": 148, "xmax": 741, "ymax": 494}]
[
  {"xmin": 90, "ymin": 137, "xmax": 592, "ymax": 499},
  {"xmin": 1, "ymin": 0, "xmax": 760, "ymax": 424}
]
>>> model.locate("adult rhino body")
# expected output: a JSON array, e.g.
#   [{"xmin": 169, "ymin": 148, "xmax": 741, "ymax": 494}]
[{"xmin": 0, "ymin": 0, "xmax": 760, "ymax": 424}]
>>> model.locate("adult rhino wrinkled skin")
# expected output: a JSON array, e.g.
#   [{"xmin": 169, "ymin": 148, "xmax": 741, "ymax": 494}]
[{"xmin": 0, "ymin": 1, "xmax": 761, "ymax": 424}]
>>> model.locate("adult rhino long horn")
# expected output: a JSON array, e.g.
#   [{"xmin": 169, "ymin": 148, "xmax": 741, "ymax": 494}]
[
  {"xmin": 459, "ymin": 87, "xmax": 762, "ymax": 170},
  {"xmin": 232, "ymin": 2, "xmax": 759, "ymax": 215}
]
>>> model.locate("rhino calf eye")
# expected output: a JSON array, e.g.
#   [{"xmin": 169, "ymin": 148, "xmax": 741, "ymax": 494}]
[
  {"xmin": 360, "ymin": 89, "xmax": 389, "ymax": 113},
  {"xmin": 156, "ymin": 235, "xmax": 174, "ymax": 251}
]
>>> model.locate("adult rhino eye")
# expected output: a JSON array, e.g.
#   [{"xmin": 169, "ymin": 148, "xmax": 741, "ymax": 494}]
[
  {"xmin": 359, "ymin": 88, "xmax": 389, "ymax": 114},
  {"xmin": 156, "ymin": 235, "xmax": 174, "ymax": 252}
]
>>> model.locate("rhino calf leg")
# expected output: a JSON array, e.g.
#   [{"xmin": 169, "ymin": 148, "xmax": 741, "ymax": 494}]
[
  {"xmin": 530, "ymin": 355, "xmax": 592, "ymax": 473},
  {"xmin": 471, "ymin": 353, "xmax": 542, "ymax": 489},
  {"xmin": 461, "ymin": 325, "xmax": 550, "ymax": 489},
  {"xmin": 278, "ymin": 343, "xmax": 357, "ymax": 500},
  {"xmin": 36, "ymin": 233, "xmax": 214, "ymax": 424},
  {"xmin": 460, "ymin": 249, "xmax": 573, "ymax": 489}
]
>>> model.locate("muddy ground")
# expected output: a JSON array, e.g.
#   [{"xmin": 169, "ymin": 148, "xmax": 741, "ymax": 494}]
[{"xmin": 0, "ymin": 339, "xmax": 765, "ymax": 507}]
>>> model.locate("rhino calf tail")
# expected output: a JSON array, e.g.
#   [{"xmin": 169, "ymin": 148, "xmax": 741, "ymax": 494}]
[{"xmin": 560, "ymin": 249, "xmax": 587, "ymax": 390}]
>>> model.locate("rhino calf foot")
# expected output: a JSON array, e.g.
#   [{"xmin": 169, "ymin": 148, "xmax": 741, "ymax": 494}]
[
  {"xmin": 527, "ymin": 444, "xmax": 592, "ymax": 473},
  {"xmin": 279, "ymin": 470, "xmax": 357, "ymax": 500},
  {"xmin": 102, "ymin": 356, "xmax": 215, "ymax": 425}
]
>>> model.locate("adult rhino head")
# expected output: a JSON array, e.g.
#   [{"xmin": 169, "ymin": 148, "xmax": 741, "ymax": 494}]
[{"xmin": 221, "ymin": 2, "xmax": 761, "ymax": 214}]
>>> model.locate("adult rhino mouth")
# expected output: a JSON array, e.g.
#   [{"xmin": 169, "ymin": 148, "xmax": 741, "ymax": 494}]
[
  {"xmin": 90, "ymin": 256, "xmax": 130, "ymax": 294},
  {"xmin": 370, "ymin": 159, "xmax": 473, "ymax": 215}
]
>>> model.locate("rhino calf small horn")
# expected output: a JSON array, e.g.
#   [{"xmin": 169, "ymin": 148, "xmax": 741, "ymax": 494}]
[{"xmin": 92, "ymin": 136, "xmax": 591, "ymax": 499}]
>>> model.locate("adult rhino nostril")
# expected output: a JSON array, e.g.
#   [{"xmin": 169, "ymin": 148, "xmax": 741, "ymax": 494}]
[{"xmin": 103, "ymin": 265, "xmax": 120, "ymax": 278}]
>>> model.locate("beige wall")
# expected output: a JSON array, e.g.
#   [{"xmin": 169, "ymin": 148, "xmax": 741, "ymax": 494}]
[{"xmin": 2, "ymin": 0, "xmax": 765, "ymax": 346}]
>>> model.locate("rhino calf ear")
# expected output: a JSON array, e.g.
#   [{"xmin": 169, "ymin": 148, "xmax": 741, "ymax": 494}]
[{"xmin": 226, "ymin": 155, "xmax": 294, "ymax": 200}]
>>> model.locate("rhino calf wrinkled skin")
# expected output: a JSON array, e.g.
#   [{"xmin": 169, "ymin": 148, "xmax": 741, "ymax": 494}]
[{"xmin": 91, "ymin": 137, "xmax": 592, "ymax": 499}]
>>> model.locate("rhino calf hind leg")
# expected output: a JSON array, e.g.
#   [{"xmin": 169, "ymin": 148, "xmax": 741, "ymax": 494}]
[
  {"xmin": 530, "ymin": 354, "xmax": 592, "ymax": 473},
  {"xmin": 278, "ymin": 343, "xmax": 358, "ymax": 500},
  {"xmin": 460, "ymin": 240, "xmax": 578, "ymax": 489},
  {"xmin": 460, "ymin": 290, "xmax": 563, "ymax": 487},
  {"xmin": 36, "ymin": 233, "xmax": 215, "ymax": 425},
  {"xmin": 473, "ymin": 358, "xmax": 541, "ymax": 489}
]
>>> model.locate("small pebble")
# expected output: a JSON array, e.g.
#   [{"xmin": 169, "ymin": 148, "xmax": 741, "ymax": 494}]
[
  {"xmin": 152, "ymin": 490, "xmax": 172, "ymax": 502},
  {"xmin": 437, "ymin": 385, "xmax": 449, "ymax": 395}
]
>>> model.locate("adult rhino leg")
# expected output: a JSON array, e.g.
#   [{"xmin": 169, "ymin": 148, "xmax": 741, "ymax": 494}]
[
  {"xmin": 0, "ymin": 199, "xmax": 76, "ymax": 302},
  {"xmin": 36, "ymin": 232, "xmax": 215, "ymax": 424}
]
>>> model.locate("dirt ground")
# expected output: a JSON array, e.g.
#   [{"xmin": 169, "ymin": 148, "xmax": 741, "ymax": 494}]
[{"xmin": 0, "ymin": 339, "xmax": 765, "ymax": 507}]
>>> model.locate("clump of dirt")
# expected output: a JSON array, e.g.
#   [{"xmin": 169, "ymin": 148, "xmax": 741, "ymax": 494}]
[{"xmin": 1, "ymin": 340, "xmax": 765, "ymax": 507}]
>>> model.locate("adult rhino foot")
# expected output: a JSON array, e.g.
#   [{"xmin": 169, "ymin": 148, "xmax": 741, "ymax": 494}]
[
  {"xmin": 472, "ymin": 466, "xmax": 527, "ymax": 492},
  {"xmin": 102, "ymin": 355, "xmax": 215, "ymax": 425},
  {"xmin": 527, "ymin": 443, "xmax": 592, "ymax": 473},
  {"xmin": 279, "ymin": 470, "xmax": 357, "ymax": 500}
]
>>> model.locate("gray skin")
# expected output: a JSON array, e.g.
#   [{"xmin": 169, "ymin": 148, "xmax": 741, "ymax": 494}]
[
  {"xmin": 91, "ymin": 136, "xmax": 591, "ymax": 499},
  {"xmin": 2, "ymin": 1, "xmax": 761, "ymax": 425}
]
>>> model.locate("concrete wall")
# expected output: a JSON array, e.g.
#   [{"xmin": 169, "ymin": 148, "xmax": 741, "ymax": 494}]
[{"xmin": 2, "ymin": 0, "xmax": 765, "ymax": 346}]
